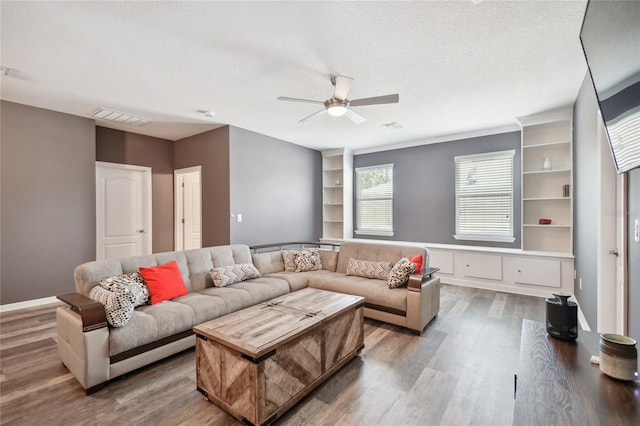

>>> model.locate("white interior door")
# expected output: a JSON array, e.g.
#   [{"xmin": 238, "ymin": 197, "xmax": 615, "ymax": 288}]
[
  {"xmin": 596, "ymin": 117, "xmax": 619, "ymax": 333},
  {"xmin": 175, "ymin": 166, "xmax": 202, "ymax": 250},
  {"xmin": 96, "ymin": 162, "xmax": 152, "ymax": 260}
]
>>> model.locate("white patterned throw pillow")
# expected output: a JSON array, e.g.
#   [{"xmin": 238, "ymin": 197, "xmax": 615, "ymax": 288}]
[
  {"xmin": 346, "ymin": 258, "xmax": 393, "ymax": 280},
  {"xmin": 388, "ymin": 258, "xmax": 417, "ymax": 288},
  {"xmin": 210, "ymin": 263, "xmax": 261, "ymax": 287},
  {"xmin": 293, "ymin": 249, "xmax": 322, "ymax": 272},
  {"xmin": 99, "ymin": 272, "xmax": 149, "ymax": 306},
  {"xmin": 282, "ymin": 248, "xmax": 321, "ymax": 272},
  {"xmin": 89, "ymin": 285, "xmax": 137, "ymax": 328}
]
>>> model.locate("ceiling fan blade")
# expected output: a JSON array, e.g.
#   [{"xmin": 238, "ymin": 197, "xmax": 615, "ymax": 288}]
[
  {"xmin": 345, "ymin": 108, "xmax": 366, "ymax": 124},
  {"xmin": 349, "ymin": 94, "xmax": 399, "ymax": 107},
  {"xmin": 278, "ymin": 96, "xmax": 324, "ymax": 105},
  {"xmin": 333, "ymin": 75, "xmax": 353, "ymax": 101},
  {"xmin": 299, "ymin": 109, "xmax": 327, "ymax": 123}
]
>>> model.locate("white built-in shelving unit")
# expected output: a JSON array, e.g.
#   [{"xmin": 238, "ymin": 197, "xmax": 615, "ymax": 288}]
[
  {"xmin": 518, "ymin": 110, "xmax": 573, "ymax": 254},
  {"xmin": 321, "ymin": 149, "xmax": 352, "ymax": 242}
]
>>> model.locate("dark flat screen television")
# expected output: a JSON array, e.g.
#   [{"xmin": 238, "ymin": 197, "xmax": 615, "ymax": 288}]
[{"xmin": 580, "ymin": 0, "xmax": 640, "ymax": 174}]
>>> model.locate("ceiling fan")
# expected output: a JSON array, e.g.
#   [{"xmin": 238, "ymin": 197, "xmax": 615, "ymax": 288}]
[{"xmin": 277, "ymin": 75, "xmax": 399, "ymax": 124}]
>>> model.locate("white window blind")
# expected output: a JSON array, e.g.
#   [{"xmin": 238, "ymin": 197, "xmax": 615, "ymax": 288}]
[
  {"xmin": 608, "ymin": 109, "xmax": 640, "ymax": 173},
  {"xmin": 355, "ymin": 164, "xmax": 393, "ymax": 236},
  {"xmin": 454, "ymin": 150, "xmax": 515, "ymax": 242}
]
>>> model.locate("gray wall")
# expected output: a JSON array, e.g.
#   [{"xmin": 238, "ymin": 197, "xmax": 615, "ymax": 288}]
[
  {"xmin": 229, "ymin": 127, "xmax": 322, "ymax": 246},
  {"xmin": 627, "ymin": 168, "xmax": 640, "ymax": 343},
  {"xmin": 573, "ymin": 74, "xmax": 599, "ymax": 328},
  {"xmin": 1, "ymin": 101, "xmax": 96, "ymax": 304},
  {"xmin": 174, "ymin": 127, "xmax": 231, "ymax": 247},
  {"xmin": 353, "ymin": 131, "xmax": 521, "ymax": 248},
  {"xmin": 96, "ymin": 127, "xmax": 174, "ymax": 253}
]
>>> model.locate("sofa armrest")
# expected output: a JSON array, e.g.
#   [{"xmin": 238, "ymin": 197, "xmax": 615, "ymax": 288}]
[
  {"xmin": 57, "ymin": 293, "xmax": 107, "ymax": 332},
  {"xmin": 407, "ymin": 267, "xmax": 440, "ymax": 292}
]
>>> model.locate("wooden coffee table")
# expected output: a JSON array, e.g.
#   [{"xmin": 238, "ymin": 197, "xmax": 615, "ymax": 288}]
[{"xmin": 193, "ymin": 288, "xmax": 365, "ymax": 426}]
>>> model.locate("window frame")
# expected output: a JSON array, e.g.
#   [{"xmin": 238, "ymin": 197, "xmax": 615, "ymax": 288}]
[
  {"xmin": 354, "ymin": 163, "xmax": 394, "ymax": 237},
  {"xmin": 454, "ymin": 150, "xmax": 516, "ymax": 243}
]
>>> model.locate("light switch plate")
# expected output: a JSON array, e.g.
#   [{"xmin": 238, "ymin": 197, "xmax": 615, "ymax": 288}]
[
  {"xmin": 237, "ymin": 213, "xmax": 242, "ymax": 223},
  {"xmin": 635, "ymin": 219, "xmax": 639, "ymax": 242}
]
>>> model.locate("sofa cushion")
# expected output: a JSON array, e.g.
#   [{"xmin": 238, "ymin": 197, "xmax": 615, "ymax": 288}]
[
  {"xmin": 252, "ymin": 251, "xmax": 285, "ymax": 275},
  {"xmin": 318, "ymin": 249, "xmax": 339, "ymax": 272},
  {"xmin": 264, "ymin": 270, "xmax": 334, "ymax": 292},
  {"xmin": 197, "ymin": 278, "xmax": 290, "ymax": 313},
  {"xmin": 388, "ymin": 258, "xmax": 416, "ymax": 288},
  {"xmin": 172, "ymin": 292, "xmax": 228, "ymax": 324},
  {"xmin": 88, "ymin": 285, "xmax": 137, "ymax": 328},
  {"xmin": 346, "ymin": 258, "xmax": 393, "ymax": 280},
  {"xmin": 294, "ymin": 250, "xmax": 322, "ymax": 272},
  {"xmin": 139, "ymin": 261, "xmax": 189, "ymax": 304},
  {"xmin": 184, "ymin": 248, "xmax": 216, "ymax": 291},
  {"xmin": 99, "ymin": 272, "xmax": 149, "ymax": 306},
  {"xmin": 308, "ymin": 274, "xmax": 407, "ymax": 314},
  {"xmin": 210, "ymin": 263, "xmax": 261, "ymax": 287},
  {"xmin": 109, "ymin": 300, "xmax": 196, "ymax": 356}
]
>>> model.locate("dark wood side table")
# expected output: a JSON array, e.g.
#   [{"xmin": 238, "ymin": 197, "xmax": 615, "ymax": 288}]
[{"xmin": 514, "ymin": 319, "xmax": 640, "ymax": 425}]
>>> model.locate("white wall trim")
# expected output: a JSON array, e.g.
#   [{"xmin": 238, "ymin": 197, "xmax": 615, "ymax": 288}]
[
  {"xmin": 0, "ymin": 296, "xmax": 61, "ymax": 313},
  {"xmin": 577, "ymin": 303, "xmax": 592, "ymax": 332},
  {"xmin": 439, "ymin": 276, "xmax": 552, "ymax": 300}
]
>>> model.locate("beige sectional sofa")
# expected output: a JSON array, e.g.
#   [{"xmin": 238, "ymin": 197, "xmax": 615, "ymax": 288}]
[{"xmin": 56, "ymin": 241, "xmax": 440, "ymax": 394}]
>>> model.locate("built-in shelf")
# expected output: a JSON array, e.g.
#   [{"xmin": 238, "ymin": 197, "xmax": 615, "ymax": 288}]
[
  {"xmin": 523, "ymin": 169, "xmax": 571, "ymax": 175},
  {"xmin": 518, "ymin": 110, "xmax": 573, "ymax": 254},
  {"xmin": 523, "ymin": 197, "xmax": 571, "ymax": 201},
  {"xmin": 322, "ymin": 149, "xmax": 353, "ymax": 240},
  {"xmin": 523, "ymin": 141, "xmax": 571, "ymax": 149},
  {"xmin": 523, "ymin": 224, "xmax": 572, "ymax": 228}
]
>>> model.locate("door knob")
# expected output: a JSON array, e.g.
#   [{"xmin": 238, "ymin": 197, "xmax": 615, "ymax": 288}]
[
  {"xmin": 137, "ymin": 229, "xmax": 145, "ymax": 233},
  {"xmin": 609, "ymin": 249, "xmax": 618, "ymax": 256}
]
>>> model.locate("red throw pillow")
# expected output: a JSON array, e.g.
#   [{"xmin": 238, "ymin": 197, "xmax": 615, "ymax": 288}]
[
  {"xmin": 139, "ymin": 261, "xmax": 188, "ymax": 304},
  {"xmin": 408, "ymin": 255, "xmax": 423, "ymax": 273}
]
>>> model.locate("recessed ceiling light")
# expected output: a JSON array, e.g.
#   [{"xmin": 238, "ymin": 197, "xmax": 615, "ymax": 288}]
[{"xmin": 91, "ymin": 108, "xmax": 151, "ymax": 126}]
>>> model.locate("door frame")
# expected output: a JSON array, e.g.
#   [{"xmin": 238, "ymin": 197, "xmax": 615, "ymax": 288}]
[
  {"xmin": 174, "ymin": 166, "xmax": 202, "ymax": 251},
  {"xmin": 96, "ymin": 161, "xmax": 152, "ymax": 260},
  {"xmin": 616, "ymin": 173, "xmax": 628, "ymax": 335}
]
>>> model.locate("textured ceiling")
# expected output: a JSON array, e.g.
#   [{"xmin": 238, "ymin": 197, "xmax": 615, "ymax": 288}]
[{"xmin": 0, "ymin": 1, "xmax": 588, "ymax": 151}]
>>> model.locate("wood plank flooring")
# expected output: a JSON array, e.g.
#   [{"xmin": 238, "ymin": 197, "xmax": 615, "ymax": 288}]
[{"xmin": 0, "ymin": 285, "xmax": 545, "ymax": 425}]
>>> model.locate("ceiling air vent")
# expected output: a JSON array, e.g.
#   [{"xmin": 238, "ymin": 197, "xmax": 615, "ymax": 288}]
[
  {"xmin": 91, "ymin": 108, "xmax": 151, "ymax": 127},
  {"xmin": 382, "ymin": 121, "xmax": 403, "ymax": 130}
]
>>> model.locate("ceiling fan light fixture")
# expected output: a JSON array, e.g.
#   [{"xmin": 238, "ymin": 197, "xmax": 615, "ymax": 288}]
[
  {"xmin": 327, "ymin": 105, "xmax": 347, "ymax": 117},
  {"xmin": 325, "ymin": 99, "xmax": 348, "ymax": 117}
]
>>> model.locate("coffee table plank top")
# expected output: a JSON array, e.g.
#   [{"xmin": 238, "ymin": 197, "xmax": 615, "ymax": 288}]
[{"xmin": 194, "ymin": 288, "xmax": 364, "ymax": 359}]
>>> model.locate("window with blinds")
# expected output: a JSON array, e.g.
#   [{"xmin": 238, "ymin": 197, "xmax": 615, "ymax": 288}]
[
  {"xmin": 355, "ymin": 164, "xmax": 394, "ymax": 236},
  {"xmin": 608, "ymin": 109, "xmax": 640, "ymax": 173},
  {"xmin": 454, "ymin": 150, "xmax": 515, "ymax": 242}
]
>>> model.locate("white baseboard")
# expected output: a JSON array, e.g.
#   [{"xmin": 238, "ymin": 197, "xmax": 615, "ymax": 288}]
[{"xmin": 0, "ymin": 296, "xmax": 60, "ymax": 313}]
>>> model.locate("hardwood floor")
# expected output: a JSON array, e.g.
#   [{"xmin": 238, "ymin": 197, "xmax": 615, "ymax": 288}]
[{"xmin": 0, "ymin": 285, "xmax": 545, "ymax": 426}]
